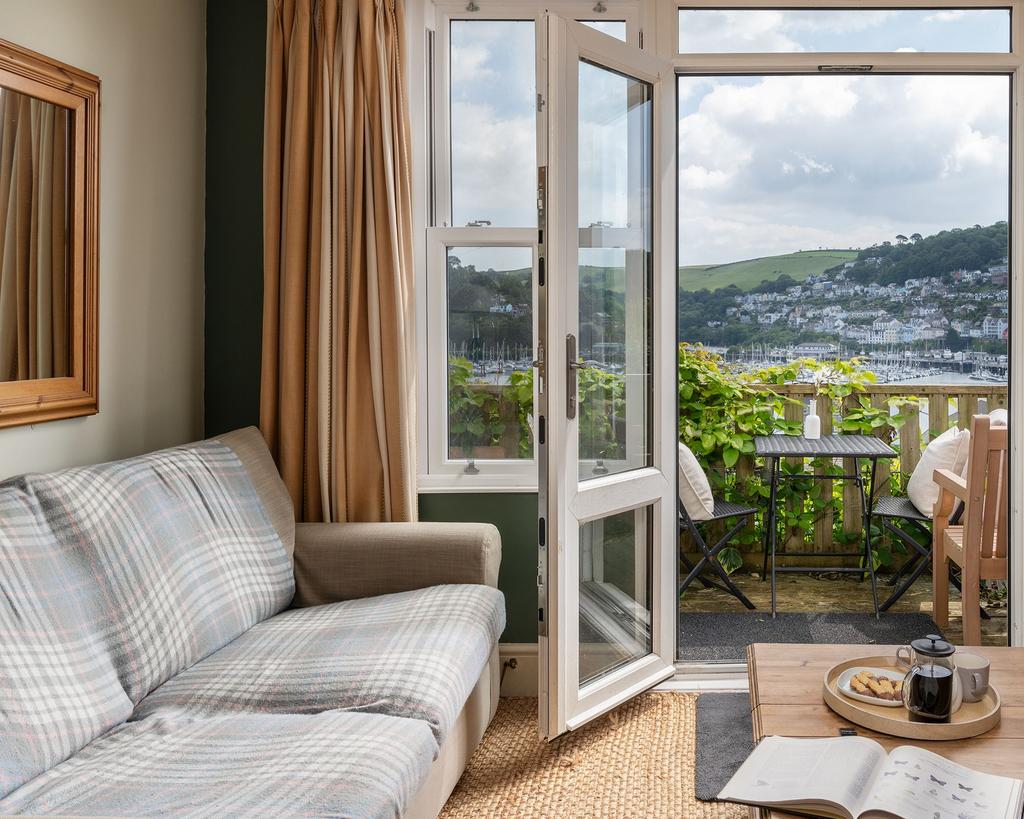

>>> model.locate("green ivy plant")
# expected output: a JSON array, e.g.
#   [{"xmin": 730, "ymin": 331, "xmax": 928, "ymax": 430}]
[
  {"xmin": 447, "ymin": 356, "xmax": 504, "ymax": 457},
  {"xmin": 452, "ymin": 346, "xmax": 925, "ymax": 582},
  {"xmin": 507, "ymin": 368, "xmax": 535, "ymax": 458}
]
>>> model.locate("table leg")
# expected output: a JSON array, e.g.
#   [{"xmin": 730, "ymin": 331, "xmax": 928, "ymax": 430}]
[
  {"xmin": 761, "ymin": 460, "xmax": 772, "ymax": 582},
  {"xmin": 859, "ymin": 457, "xmax": 880, "ymax": 618},
  {"xmin": 768, "ymin": 457, "xmax": 780, "ymax": 618}
]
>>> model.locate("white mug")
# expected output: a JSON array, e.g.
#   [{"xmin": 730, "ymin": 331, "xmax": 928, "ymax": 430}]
[{"xmin": 956, "ymin": 653, "xmax": 991, "ymax": 703}]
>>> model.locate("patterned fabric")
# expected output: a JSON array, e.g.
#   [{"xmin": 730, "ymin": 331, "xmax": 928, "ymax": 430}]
[
  {"xmin": 0, "ymin": 711, "xmax": 437, "ymax": 818},
  {"xmin": 0, "ymin": 442, "xmax": 293, "ymax": 798},
  {"xmin": 134, "ymin": 584, "xmax": 505, "ymax": 743}
]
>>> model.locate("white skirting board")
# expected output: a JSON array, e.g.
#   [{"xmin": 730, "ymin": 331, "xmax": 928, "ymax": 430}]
[
  {"xmin": 499, "ymin": 643, "xmax": 540, "ymax": 696},
  {"xmin": 498, "ymin": 644, "xmax": 749, "ymax": 697}
]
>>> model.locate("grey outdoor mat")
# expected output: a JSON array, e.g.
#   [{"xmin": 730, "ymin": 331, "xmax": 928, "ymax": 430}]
[
  {"xmin": 694, "ymin": 692, "xmax": 754, "ymax": 801},
  {"xmin": 679, "ymin": 611, "xmax": 942, "ymax": 663}
]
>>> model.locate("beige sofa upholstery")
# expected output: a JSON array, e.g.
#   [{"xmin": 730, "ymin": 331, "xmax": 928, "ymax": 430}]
[{"xmin": 218, "ymin": 427, "xmax": 501, "ymax": 817}]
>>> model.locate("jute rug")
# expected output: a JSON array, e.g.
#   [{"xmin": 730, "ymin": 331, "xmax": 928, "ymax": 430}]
[{"xmin": 440, "ymin": 693, "xmax": 746, "ymax": 818}]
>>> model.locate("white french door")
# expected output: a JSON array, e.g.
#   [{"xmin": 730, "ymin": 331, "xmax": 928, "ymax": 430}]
[{"xmin": 537, "ymin": 16, "xmax": 677, "ymax": 739}]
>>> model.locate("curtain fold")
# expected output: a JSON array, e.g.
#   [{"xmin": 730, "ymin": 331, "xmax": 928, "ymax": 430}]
[
  {"xmin": 263, "ymin": 0, "xmax": 416, "ymax": 523},
  {"xmin": 0, "ymin": 91, "xmax": 70, "ymax": 383}
]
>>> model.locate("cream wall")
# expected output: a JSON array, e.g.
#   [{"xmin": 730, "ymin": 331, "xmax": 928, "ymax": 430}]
[{"xmin": 0, "ymin": 0, "xmax": 206, "ymax": 478}]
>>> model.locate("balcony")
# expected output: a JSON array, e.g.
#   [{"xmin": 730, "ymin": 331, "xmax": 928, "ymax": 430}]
[{"xmin": 449, "ymin": 347, "xmax": 1009, "ymax": 649}]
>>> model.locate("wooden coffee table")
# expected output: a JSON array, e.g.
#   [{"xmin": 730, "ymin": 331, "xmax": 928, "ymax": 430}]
[{"xmin": 746, "ymin": 643, "xmax": 1024, "ymax": 818}]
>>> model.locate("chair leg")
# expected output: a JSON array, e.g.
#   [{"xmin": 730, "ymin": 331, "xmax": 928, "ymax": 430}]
[
  {"xmin": 702, "ymin": 517, "xmax": 757, "ymax": 610},
  {"xmin": 962, "ymin": 562, "xmax": 982, "ymax": 647},
  {"xmin": 948, "ymin": 567, "xmax": 991, "ymax": 620},
  {"xmin": 932, "ymin": 541, "xmax": 949, "ymax": 629},
  {"xmin": 679, "ymin": 542, "xmax": 716, "ymax": 591}
]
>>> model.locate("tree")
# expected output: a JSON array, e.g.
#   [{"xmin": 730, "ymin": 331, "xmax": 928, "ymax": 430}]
[
  {"xmin": 895, "ymin": 234, "xmax": 909, "ymax": 244},
  {"xmin": 910, "ymin": 233, "xmax": 923, "ymax": 243},
  {"xmin": 945, "ymin": 328, "xmax": 967, "ymax": 352}
]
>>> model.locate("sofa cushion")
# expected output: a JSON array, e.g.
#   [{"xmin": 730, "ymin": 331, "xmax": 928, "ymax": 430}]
[
  {"xmin": 0, "ymin": 711, "xmax": 436, "ymax": 818},
  {"xmin": 216, "ymin": 427, "xmax": 296, "ymax": 559},
  {"xmin": 133, "ymin": 584, "xmax": 505, "ymax": 743},
  {"xmin": 0, "ymin": 441, "xmax": 294, "ymax": 798}
]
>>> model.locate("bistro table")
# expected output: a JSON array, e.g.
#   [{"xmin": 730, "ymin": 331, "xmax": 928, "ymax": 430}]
[{"xmin": 753, "ymin": 434, "xmax": 898, "ymax": 618}]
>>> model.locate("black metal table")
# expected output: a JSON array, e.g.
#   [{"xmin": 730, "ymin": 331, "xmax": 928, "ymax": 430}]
[{"xmin": 754, "ymin": 434, "xmax": 898, "ymax": 618}]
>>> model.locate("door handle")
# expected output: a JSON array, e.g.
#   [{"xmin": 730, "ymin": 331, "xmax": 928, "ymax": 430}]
[{"xmin": 567, "ymin": 334, "xmax": 581, "ymax": 419}]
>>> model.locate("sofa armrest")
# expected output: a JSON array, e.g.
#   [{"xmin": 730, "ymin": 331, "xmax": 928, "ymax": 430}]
[{"xmin": 292, "ymin": 521, "xmax": 501, "ymax": 606}]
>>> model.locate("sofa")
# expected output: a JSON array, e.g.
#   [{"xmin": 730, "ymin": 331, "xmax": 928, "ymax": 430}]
[{"xmin": 0, "ymin": 427, "xmax": 505, "ymax": 817}]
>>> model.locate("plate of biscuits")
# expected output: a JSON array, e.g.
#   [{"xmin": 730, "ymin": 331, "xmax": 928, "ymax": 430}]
[{"xmin": 837, "ymin": 667, "xmax": 906, "ymax": 707}]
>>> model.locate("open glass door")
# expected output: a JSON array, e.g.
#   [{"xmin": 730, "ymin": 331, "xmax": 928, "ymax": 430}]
[{"xmin": 537, "ymin": 16, "xmax": 676, "ymax": 739}]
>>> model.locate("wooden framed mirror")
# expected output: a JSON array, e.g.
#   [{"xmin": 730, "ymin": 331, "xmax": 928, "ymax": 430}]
[{"xmin": 0, "ymin": 39, "xmax": 98, "ymax": 428}]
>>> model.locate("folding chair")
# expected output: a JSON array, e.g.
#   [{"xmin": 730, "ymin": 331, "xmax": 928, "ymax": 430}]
[
  {"xmin": 874, "ymin": 496, "xmax": 933, "ymax": 612},
  {"xmin": 679, "ymin": 498, "xmax": 757, "ymax": 610}
]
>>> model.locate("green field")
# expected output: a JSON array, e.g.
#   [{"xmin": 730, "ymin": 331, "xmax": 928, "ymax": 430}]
[{"xmin": 678, "ymin": 249, "xmax": 859, "ymax": 292}]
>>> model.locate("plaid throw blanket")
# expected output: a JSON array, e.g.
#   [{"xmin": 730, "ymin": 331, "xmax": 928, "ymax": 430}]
[
  {"xmin": 0, "ymin": 711, "xmax": 436, "ymax": 818},
  {"xmin": 0, "ymin": 442, "xmax": 294, "ymax": 798},
  {"xmin": 132, "ymin": 584, "xmax": 506, "ymax": 743}
]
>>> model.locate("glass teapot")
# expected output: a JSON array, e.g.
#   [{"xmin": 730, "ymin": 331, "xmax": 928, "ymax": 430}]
[{"xmin": 897, "ymin": 634, "xmax": 962, "ymax": 721}]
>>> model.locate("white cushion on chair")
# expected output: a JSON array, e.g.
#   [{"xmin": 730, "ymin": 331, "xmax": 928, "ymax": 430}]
[
  {"xmin": 989, "ymin": 407, "xmax": 1008, "ymax": 427},
  {"xmin": 906, "ymin": 425, "xmax": 971, "ymax": 517},
  {"xmin": 678, "ymin": 442, "xmax": 715, "ymax": 521}
]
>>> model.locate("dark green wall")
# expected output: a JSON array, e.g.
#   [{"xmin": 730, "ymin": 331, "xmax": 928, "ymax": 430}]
[
  {"xmin": 203, "ymin": 1, "xmax": 538, "ymax": 643},
  {"xmin": 204, "ymin": 0, "xmax": 266, "ymax": 437},
  {"xmin": 419, "ymin": 493, "xmax": 538, "ymax": 643}
]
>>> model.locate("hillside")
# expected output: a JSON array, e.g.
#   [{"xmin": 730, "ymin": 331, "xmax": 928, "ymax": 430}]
[
  {"xmin": 678, "ymin": 249, "xmax": 858, "ymax": 292},
  {"xmin": 841, "ymin": 222, "xmax": 1008, "ymax": 286}
]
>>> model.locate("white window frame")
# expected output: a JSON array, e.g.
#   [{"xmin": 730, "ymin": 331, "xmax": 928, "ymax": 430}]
[
  {"xmin": 422, "ymin": 226, "xmax": 539, "ymax": 490},
  {"xmin": 433, "ymin": 2, "xmax": 643, "ymax": 229},
  {"xmin": 418, "ymin": 0, "xmax": 645, "ymax": 492},
  {"xmin": 664, "ymin": 0, "xmax": 1024, "ymax": 650}
]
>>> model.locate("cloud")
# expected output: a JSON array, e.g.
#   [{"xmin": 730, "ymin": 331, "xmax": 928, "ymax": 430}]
[
  {"xmin": 679, "ymin": 75, "xmax": 1009, "ymax": 265},
  {"xmin": 451, "ymin": 101, "xmax": 535, "ymax": 227},
  {"xmin": 925, "ymin": 10, "xmax": 965, "ymax": 23}
]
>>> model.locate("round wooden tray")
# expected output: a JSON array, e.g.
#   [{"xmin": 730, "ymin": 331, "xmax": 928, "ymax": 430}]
[{"xmin": 822, "ymin": 654, "xmax": 1001, "ymax": 741}]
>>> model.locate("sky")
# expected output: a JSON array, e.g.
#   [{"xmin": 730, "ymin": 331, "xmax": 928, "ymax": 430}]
[
  {"xmin": 677, "ymin": 9, "xmax": 1009, "ymax": 53},
  {"xmin": 679, "ymin": 73, "xmax": 1010, "ymax": 265},
  {"xmin": 449, "ymin": 13, "xmax": 1010, "ymax": 269}
]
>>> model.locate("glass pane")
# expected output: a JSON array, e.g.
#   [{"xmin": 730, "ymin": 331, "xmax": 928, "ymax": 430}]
[
  {"xmin": 677, "ymin": 75, "xmax": 1009, "ymax": 386},
  {"xmin": 678, "ymin": 9, "xmax": 1011, "ymax": 53},
  {"xmin": 447, "ymin": 246, "xmax": 534, "ymax": 461},
  {"xmin": 450, "ymin": 20, "xmax": 536, "ymax": 227},
  {"xmin": 579, "ymin": 20, "xmax": 628, "ymax": 42},
  {"xmin": 577, "ymin": 60, "xmax": 653, "ymax": 481},
  {"xmin": 579, "ymin": 507, "xmax": 652, "ymax": 687}
]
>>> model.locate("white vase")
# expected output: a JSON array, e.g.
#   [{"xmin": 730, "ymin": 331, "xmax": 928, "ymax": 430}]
[{"xmin": 803, "ymin": 403, "xmax": 821, "ymax": 439}]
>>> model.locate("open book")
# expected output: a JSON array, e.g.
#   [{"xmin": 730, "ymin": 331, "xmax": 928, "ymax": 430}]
[{"xmin": 719, "ymin": 736, "xmax": 1024, "ymax": 819}]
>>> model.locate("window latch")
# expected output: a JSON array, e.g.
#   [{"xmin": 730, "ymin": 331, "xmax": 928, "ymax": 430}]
[{"xmin": 818, "ymin": 64, "xmax": 873, "ymax": 73}]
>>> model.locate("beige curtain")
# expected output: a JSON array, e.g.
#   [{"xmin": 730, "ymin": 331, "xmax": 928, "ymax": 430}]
[
  {"xmin": 0, "ymin": 91, "xmax": 70, "ymax": 382},
  {"xmin": 263, "ymin": 0, "xmax": 417, "ymax": 524}
]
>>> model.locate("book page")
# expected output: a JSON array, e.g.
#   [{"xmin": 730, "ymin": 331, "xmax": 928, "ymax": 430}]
[
  {"xmin": 862, "ymin": 745, "xmax": 1024, "ymax": 819},
  {"xmin": 719, "ymin": 736, "xmax": 888, "ymax": 817}
]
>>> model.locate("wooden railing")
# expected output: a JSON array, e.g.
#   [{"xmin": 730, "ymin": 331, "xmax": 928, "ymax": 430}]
[{"xmin": 730, "ymin": 383, "xmax": 1008, "ymax": 562}]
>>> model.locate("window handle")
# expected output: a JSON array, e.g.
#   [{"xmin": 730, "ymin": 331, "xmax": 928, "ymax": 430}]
[{"xmin": 567, "ymin": 334, "xmax": 580, "ymax": 419}]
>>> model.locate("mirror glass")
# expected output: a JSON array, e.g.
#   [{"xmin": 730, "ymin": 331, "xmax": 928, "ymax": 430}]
[{"xmin": 0, "ymin": 86, "xmax": 72, "ymax": 381}]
